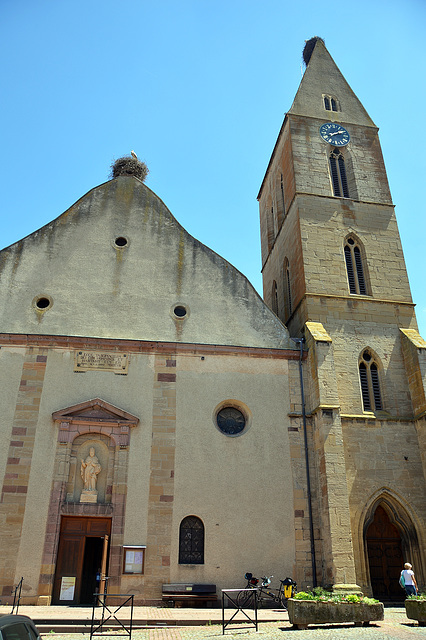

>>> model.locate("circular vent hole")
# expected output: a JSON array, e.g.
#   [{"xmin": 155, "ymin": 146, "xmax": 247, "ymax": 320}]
[
  {"xmin": 114, "ymin": 237, "xmax": 128, "ymax": 247},
  {"xmin": 36, "ymin": 297, "xmax": 51, "ymax": 309},
  {"xmin": 174, "ymin": 305, "xmax": 187, "ymax": 317}
]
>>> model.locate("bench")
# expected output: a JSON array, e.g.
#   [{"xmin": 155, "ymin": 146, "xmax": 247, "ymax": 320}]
[{"xmin": 162, "ymin": 583, "xmax": 217, "ymax": 607}]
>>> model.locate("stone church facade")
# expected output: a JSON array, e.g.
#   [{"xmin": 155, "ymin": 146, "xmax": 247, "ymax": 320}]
[{"xmin": 0, "ymin": 38, "xmax": 424, "ymax": 605}]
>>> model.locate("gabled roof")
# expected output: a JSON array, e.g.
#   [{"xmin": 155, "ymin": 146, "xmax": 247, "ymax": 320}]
[{"xmin": 0, "ymin": 177, "xmax": 290, "ymax": 349}]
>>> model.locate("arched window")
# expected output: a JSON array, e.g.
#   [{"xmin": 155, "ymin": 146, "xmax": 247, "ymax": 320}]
[
  {"xmin": 329, "ymin": 148, "xmax": 349, "ymax": 197},
  {"xmin": 283, "ymin": 259, "xmax": 292, "ymax": 321},
  {"xmin": 271, "ymin": 280, "xmax": 278, "ymax": 315},
  {"xmin": 323, "ymin": 95, "xmax": 339, "ymax": 112},
  {"xmin": 344, "ymin": 236, "xmax": 367, "ymax": 295},
  {"xmin": 359, "ymin": 350, "xmax": 383, "ymax": 412},
  {"xmin": 179, "ymin": 516, "xmax": 204, "ymax": 564}
]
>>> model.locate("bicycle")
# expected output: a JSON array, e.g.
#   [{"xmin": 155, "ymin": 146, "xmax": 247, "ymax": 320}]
[{"xmin": 236, "ymin": 572, "xmax": 296, "ymax": 609}]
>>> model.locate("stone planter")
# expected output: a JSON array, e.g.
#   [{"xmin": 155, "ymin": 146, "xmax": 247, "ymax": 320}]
[
  {"xmin": 405, "ymin": 599, "xmax": 426, "ymax": 626},
  {"xmin": 287, "ymin": 599, "xmax": 384, "ymax": 630}
]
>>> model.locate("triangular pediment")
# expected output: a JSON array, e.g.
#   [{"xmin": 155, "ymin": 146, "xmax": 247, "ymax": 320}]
[{"xmin": 52, "ymin": 398, "xmax": 139, "ymax": 426}]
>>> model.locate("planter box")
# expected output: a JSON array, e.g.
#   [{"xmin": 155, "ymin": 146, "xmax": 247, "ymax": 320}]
[
  {"xmin": 287, "ymin": 599, "xmax": 384, "ymax": 630},
  {"xmin": 405, "ymin": 599, "xmax": 426, "ymax": 626}
]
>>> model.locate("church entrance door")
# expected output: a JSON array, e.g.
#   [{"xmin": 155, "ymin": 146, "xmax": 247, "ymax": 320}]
[
  {"xmin": 52, "ymin": 516, "xmax": 111, "ymax": 605},
  {"xmin": 366, "ymin": 505, "xmax": 404, "ymax": 601}
]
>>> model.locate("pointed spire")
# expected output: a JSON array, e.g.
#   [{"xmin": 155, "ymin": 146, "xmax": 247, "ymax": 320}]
[{"xmin": 289, "ymin": 38, "xmax": 375, "ymax": 127}]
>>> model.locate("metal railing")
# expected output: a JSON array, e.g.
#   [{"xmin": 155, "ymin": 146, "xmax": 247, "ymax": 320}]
[
  {"xmin": 90, "ymin": 593, "xmax": 134, "ymax": 640},
  {"xmin": 221, "ymin": 588, "xmax": 258, "ymax": 634},
  {"xmin": 11, "ymin": 577, "xmax": 24, "ymax": 614}
]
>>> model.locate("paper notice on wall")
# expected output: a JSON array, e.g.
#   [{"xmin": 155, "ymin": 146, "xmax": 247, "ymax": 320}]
[
  {"xmin": 124, "ymin": 548, "xmax": 144, "ymax": 573},
  {"xmin": 60, "ymin": 577, "xmax": 76, "ymax": 600}
]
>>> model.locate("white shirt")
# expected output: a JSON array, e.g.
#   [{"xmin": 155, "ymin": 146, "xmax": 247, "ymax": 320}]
[{"xmin": 402, "ymin": 569, "xmax": 414, "ymax": 585}]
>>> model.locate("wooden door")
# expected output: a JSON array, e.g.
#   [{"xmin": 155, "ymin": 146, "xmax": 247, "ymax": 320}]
[
  {"xmin": 366, "ymin": 505, "xmax": 404, "ymax": 600},
  {"xmin": 99, "ymin": 534, "xmax": 109, "ymax": 597},
  {"xmin": 52, "ymin": 517, "xmax": 111, "ymax": 605}
]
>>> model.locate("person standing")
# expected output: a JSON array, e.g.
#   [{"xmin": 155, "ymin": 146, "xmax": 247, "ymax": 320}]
[{"xmin": 401, "ymin": 563, "xmax": 418, "ymax": 596}]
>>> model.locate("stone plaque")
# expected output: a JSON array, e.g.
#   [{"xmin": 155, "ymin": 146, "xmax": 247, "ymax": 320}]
[{"xmin": 74, "ymin": 351, "xmax": 129, "ymax": 374}]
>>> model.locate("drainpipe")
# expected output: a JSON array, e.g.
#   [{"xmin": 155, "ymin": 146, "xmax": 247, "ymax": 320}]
[{"xmin": 291, "ymin": 337, "xmax": 317, "ymax": 587}]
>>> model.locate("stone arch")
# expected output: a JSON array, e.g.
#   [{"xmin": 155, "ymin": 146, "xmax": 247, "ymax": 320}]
[{"xmin": 353, "ymin": 488, "xmax": 424, "ymax": 597}]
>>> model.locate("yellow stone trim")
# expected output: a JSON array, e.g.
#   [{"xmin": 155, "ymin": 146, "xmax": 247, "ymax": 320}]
[
  {"xmin": 400, "ymin": 328, "xmax": 426, "ymax": 349},
  {"xmin": 305, "ymin": 322, "xmax": 332, "ymax": 343},
  {"xmin": 305, "ymin": 292, "xmax": 415, "ymax": 307},
  {"xmin": 341, "ymin": 413, "xmax": 417, "ymax": 422}
]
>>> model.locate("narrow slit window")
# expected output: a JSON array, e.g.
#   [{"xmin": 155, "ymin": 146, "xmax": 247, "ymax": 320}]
[
  {"xmin": 272, "ymin": 280, "xmax": 278, "ymax": 315},
  {"xmin": 283, "ymin": 260, "xmax": 292, "ymax": 321}
]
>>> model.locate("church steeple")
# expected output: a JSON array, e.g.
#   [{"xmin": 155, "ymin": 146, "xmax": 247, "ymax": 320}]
[
  {"xmin": 289, "ymin": 37, "xmax": 375, "ymax": 127},
  {"xmin": 259, "ymin": 38, "xmax": 411, "ymax": 343},
  {"xmin": 258, "ymin": 39, "xmax": 425, "ymax": 593}
]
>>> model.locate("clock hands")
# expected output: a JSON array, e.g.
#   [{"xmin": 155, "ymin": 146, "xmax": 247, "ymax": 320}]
[{"xmin": 319, "ymin": 123, "xmax": 350, "ymax": 146}]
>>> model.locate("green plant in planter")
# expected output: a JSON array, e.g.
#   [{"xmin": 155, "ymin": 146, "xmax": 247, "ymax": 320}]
[
  {"xmin": 293, "ymin": 590, "xmax": 379, "ymax": 604},
  {"xmin": 288, "ymin": 589, "xmax": 383, "ymax": 629},
  {"xmin": 294, "ymin": 591, "xmax": 316, "ymax": 600}
]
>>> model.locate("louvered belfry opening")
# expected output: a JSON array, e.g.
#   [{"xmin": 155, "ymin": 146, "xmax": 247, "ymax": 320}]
[
  {"xmin": 359, "ymin": 351, "xmax": 383, "ymax": 412},
  {"xmin": 330, "ymin": 148, "xmax": 349, "ymax": 197},
  {"xmin": 179, "ymin": 516, "xmax": 204, "ymax": 564},
  {"xmin": 344, "ymin": 237, "xmax": 367, "ymax": 295}
]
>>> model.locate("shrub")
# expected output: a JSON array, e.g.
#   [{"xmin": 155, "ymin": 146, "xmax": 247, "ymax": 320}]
[{"xmin": 293, "ymin": 589, "xmax": 379, "ymax": 604}]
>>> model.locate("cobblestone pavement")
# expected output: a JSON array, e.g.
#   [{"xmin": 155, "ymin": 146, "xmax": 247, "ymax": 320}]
[{"xmin": 15, "ymin": 608, "xmax": 422, "ymax": 640}]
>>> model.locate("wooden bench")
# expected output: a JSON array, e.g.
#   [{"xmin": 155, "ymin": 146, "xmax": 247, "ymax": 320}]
[{"xmin": 162, "ymin": 583, "xmax": 217, "ymax": 607}]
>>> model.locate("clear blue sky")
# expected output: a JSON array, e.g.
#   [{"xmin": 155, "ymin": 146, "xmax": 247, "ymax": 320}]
[{"xmin": 2, "ymin": 0, "xmax": 425, "ymax": 336}]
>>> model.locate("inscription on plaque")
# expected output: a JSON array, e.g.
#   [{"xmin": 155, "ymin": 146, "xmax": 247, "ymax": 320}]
[{"xmin": 74, "ymin": 351, "xmax": 129, "ymax": 374}]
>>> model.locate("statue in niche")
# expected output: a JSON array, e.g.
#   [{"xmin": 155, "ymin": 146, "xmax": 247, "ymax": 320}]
[{"xmin": 80, "ymin": 446, "xmax": 102, "ymax": 503}]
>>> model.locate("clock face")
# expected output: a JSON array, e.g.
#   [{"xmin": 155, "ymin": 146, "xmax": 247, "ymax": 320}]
[{"xmin": 319, "ymin": 122, "xmax": 350, "ymax": 146}]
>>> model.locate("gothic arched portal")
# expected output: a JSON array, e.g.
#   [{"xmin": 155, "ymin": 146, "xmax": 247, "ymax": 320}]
[{"xmin": 366, "ymin": 505, "xmax": 404, "ymax": 601}]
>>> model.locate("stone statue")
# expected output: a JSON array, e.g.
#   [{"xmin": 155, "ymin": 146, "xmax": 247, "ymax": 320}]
[{"xmin": 80, "ymin": 447, "xmax": 101, "ymax": 494}]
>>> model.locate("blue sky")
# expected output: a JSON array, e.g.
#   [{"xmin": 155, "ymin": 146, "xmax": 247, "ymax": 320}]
[{"xmin": 2, "ymin": 0, "xmax": 425, "ymax": 336}]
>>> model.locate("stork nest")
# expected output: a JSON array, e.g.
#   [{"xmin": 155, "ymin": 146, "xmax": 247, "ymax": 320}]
[
  {"xmin": 303, "ymin": 36, "xmax": 325, "ymax": 66},
  {"xmin": 110, "ymin": 156, "xmax": 149, "ymax": 182}
]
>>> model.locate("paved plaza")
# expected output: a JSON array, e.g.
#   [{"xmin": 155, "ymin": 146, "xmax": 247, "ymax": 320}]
[{"xmin": 0, "ymin": 605, "xmax": 423, "ymax": 640}]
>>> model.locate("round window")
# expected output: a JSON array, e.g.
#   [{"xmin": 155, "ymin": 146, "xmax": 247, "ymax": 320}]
[
  {"xmin": 174, "ymin": 305, "xmax": 187, "ymax": 317},
  {"xmin": 33, "ymin": 295, "xmax": 53, "ymax": 311},
  {"xmin": 216, "ymin": 407, "xmax": 246, "ymax": 436}
]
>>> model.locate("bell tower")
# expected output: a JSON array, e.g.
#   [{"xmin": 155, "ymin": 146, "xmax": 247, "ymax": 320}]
[{"xmin": 259, "ymin": 38, "xmax": 426, "ymax": 595}]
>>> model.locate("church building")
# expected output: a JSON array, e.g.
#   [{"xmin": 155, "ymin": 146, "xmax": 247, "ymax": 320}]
[{"xmin": 0, "ymin": 37, "xmax": 424, "ymax": 606}]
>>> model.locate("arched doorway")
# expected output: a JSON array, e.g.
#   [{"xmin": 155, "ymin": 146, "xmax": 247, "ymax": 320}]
[{"xmin": 366, "ymin": 505, "xmax": 404, "ymax": 601}]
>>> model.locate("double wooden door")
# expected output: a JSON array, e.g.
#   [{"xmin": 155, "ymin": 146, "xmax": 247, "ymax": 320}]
[
  {"xmin": 52, "ymin": 516, "xmax": 111, "ymax": 605},
  {"xmin": 366, "ymin": 506, "xmax": 404, "ymax": 601}
]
